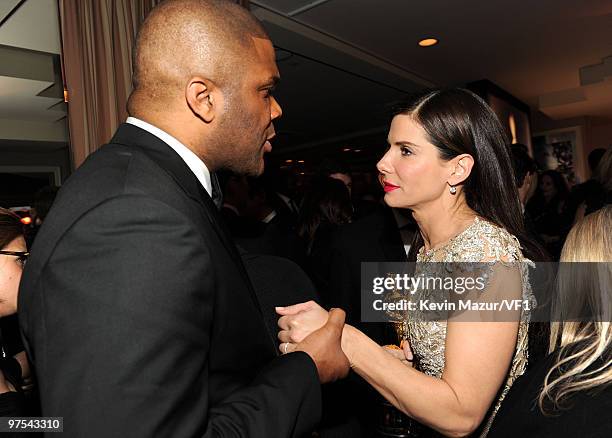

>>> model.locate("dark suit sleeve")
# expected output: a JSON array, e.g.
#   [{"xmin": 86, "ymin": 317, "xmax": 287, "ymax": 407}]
[{"xmin": 21, "ymin": 195, "xmax": 320, "ymax": 437}]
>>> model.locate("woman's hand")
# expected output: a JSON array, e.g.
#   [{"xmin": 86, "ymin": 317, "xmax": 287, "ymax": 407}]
[
  {"xmin": 383, "ymin": 339, "xmax": 414, "ymax": 367},
  {"xmin": 277, "ymin": 300, "xmax": 329, "ymax": 348}
]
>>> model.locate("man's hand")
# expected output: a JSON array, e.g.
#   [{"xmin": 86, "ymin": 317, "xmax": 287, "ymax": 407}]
[{"xmin": 286, "ymin": 308, "xmax": 350, "ymax": 384}]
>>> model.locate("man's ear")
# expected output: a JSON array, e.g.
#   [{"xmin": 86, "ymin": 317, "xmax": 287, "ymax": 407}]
[
  {"xmin": 185, "ymin": 76, "xmax": 219, "ymax": 123},
  {"xmin": 448, "ymin": 154, "xmax": 474, "ymax": 186}
]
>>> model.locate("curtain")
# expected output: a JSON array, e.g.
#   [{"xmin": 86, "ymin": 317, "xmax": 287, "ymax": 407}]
[
  {"xmin": 60, "ymin": 0, "xmax": 247, "ymax": 169},
  {"xmin": 59, "ymin": 0, "xmax": 160, "ymax": 168}
]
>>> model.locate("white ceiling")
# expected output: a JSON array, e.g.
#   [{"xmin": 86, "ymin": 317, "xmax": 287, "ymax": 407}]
[
  {"xmin": 0, "ymin": 0, "xmax": 65, "ymax": 142},
  {"xmin": 0, "ymin": 0, "xmax": 61, "ymax": 54},
  {"xmin": 0, "ymin": 0, "xmax": 20, "ymax": 20},
  {"xmin": 0, "ymin": 76, "xmax": 62, "ymax": 121}
]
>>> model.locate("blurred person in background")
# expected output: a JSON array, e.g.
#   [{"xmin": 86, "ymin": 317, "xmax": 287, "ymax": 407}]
[
  {"xmin": 573, "ymin": 147, "xmax": 612, "ymax": 222},
  {"xmin": 510, "ymin": 144, "xmax": 551, "ymax": 368},
  {"xmin": 237, "ymin": 177, "xmax": 307, "ymax": 266},
  {"xmin": 217, "ymin": 171, "xmax": 252, "ymax": 236},
  {"xmin": 262, "ymin": 167, "xmax": 301, "ymax": 225},
  {"xmin": 489, "ymin": 205, "xmax": 612, "ymax": 437},
  {"xmin": 317, "ymin": 158, "xmax": 353, "ymax": 196},
  {"xmin": 528, "ymin": 169, "xmax": 572, "ymax": 259},
  {"xmin": 510, "ymin": 144, "xmax": 538, "ymax": 210},
  {"xmin": 510, "ymin": 144, "xmax": 540, "ymax": 243},
  {"xmin": 297, "ymin": 177, "xmax": 353, "ymax": 302},
  {"xmin": 567, "ymin": 147, "xmax": 606, "ymax": 220}
]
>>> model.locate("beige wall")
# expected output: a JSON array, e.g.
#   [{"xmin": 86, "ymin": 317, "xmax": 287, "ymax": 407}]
[{"xmin": 590, "ymin": 121, "xmax": 612, "ymax": 151}]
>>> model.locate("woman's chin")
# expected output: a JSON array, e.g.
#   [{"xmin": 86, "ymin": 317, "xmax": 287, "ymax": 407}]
[{"xmin": 383, "ymin": 192, "xmax": 405, "ymax": 208}]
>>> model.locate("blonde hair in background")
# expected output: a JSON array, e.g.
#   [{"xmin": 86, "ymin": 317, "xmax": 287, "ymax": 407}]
[{"xmin": 539, "ymin": 205, "xmax": 612, "ymax": 414}]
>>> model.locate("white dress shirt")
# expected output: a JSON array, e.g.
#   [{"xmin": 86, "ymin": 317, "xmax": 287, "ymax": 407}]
[{"xmin": 126, "ymin": 117, "xmax": 213, "ymax": 197}]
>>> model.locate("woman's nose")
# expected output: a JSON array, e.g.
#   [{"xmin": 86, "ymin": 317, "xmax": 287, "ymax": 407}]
[{"xmin": 376, "ymin": 150, "xmax": 392, "ymax": 174}]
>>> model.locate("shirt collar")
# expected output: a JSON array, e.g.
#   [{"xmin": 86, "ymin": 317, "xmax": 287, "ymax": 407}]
[
  {"xmin": 126, "ymin": 117, "xmax": 212, "ymax": 197},
  {"xmin": 262, "ymin": 210, "xmax": 277, "ymax": 224}
]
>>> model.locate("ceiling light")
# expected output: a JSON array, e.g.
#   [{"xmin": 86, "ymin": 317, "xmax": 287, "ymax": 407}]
[
  {"xmin": 343, "ymin": 148, "xmax": 351, "ymax": 152},
  {"xmin": 354, "ymin": 149, "xmax": 361, "ymax": 152},
  {"xmin": 285, "ymin": 159, "xmax": 293, "ymax": 163},
  {"xmin": 418, "ymin": 38, "xmax": 438, "ymax": 47}
]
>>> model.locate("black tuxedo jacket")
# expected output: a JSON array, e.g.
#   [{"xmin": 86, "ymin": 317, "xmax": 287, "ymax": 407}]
[{"xmin": 18, "ymin": 124, "xmax": 321, "ymax": 437}]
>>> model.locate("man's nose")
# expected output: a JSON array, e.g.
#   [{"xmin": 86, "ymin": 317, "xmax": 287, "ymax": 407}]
[{"xmin": 271, "ymin": 96, "xmax": 282, "ymax": 119}]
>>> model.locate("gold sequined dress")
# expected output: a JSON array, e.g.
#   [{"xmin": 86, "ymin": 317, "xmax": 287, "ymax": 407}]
[{"xmin": 408, "ymin": 217, "xmax": 534, "ymax": 437}]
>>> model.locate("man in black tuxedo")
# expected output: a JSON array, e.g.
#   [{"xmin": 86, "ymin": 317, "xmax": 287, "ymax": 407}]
[{"xmin": 18, "ymin": 1, "xmax": 349, "ymax": 436}]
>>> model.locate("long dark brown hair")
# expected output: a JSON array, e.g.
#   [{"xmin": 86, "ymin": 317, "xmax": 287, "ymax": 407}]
[
  {"xmin": 0, "ymin": 208, "xmax": 24, "ymax": 250},
  {"xmin": 398, "ymin": 88, "xmax": 546, "ymax": 262}
]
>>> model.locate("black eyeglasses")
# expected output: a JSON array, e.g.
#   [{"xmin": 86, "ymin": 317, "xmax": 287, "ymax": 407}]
[{"xmin": 0, "ymin": 250, "xmax": 29, "ymax": 267}]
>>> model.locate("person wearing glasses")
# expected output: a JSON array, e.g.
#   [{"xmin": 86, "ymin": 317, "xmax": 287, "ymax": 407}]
[{"xmin": 0, "ymin": 207, "xmax": 30, "ymax": 417}]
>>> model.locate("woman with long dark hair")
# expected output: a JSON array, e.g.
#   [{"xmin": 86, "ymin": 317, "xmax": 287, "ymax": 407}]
[{"xmin": 277, "ymin": 89, "xmax": 544, "ymax": 437}]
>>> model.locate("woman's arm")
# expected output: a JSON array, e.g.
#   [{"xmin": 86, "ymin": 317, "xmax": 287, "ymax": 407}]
[
  {"xmin": 279, "ymin": 302, "xmax": 519, "ymax": 437},
  {"xmin": 342, "ymin": 320, "xmax": 518, "ymax": 437}
]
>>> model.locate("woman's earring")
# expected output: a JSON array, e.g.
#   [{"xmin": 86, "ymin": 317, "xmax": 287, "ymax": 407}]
[{"xmin": 449, "ymin": 185, "xmax": 457, "ymax": 194}]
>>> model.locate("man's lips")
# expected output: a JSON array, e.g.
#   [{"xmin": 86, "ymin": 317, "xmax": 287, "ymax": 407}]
[
  {"xmin": 262, "ymin": 134, "xmax": 274, "ymax": 153},
  {"xmin": 382, "ymin": 181, "xmax": 400, "ymax": 193}
]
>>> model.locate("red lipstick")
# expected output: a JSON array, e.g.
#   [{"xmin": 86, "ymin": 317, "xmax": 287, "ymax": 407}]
[{"xmin": 382, "ymin": 181, "xmax": 400, "ymax": 193}]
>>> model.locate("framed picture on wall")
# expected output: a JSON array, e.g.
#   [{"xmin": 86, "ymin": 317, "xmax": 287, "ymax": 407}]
[{"xmin": 532, "ymin": 126, "xmax": 586, "ymax": 185}]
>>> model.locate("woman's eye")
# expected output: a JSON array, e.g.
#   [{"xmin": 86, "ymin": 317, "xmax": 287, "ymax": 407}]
[{"xmin": 400, "ymin": 147, "xmax": 412, "ymax": 156}]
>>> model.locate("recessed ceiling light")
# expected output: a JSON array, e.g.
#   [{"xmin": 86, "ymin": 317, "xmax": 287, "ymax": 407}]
[
  {"xmin": 298, "ymin": 160, "xmax": 305, "ymax": 163},
  {"xmin": 354, "ymin": 149, "xmax": 362, "ymax": 153},
  {"xmin": 343, "ymin": 148, "xmax": 351, "ymax": 152},
  {"xmin": 285, "ymin": 159, "xmax": 293, "ymax": 163},
  {"xmin": 418, "ymin": 38, "xmax": 438, "ymax": 47}
]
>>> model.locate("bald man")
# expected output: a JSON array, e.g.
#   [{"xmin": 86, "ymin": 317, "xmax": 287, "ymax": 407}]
[{"xmin": 18, "ymin": 1, "xmax": 349, "ymax": 436}]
